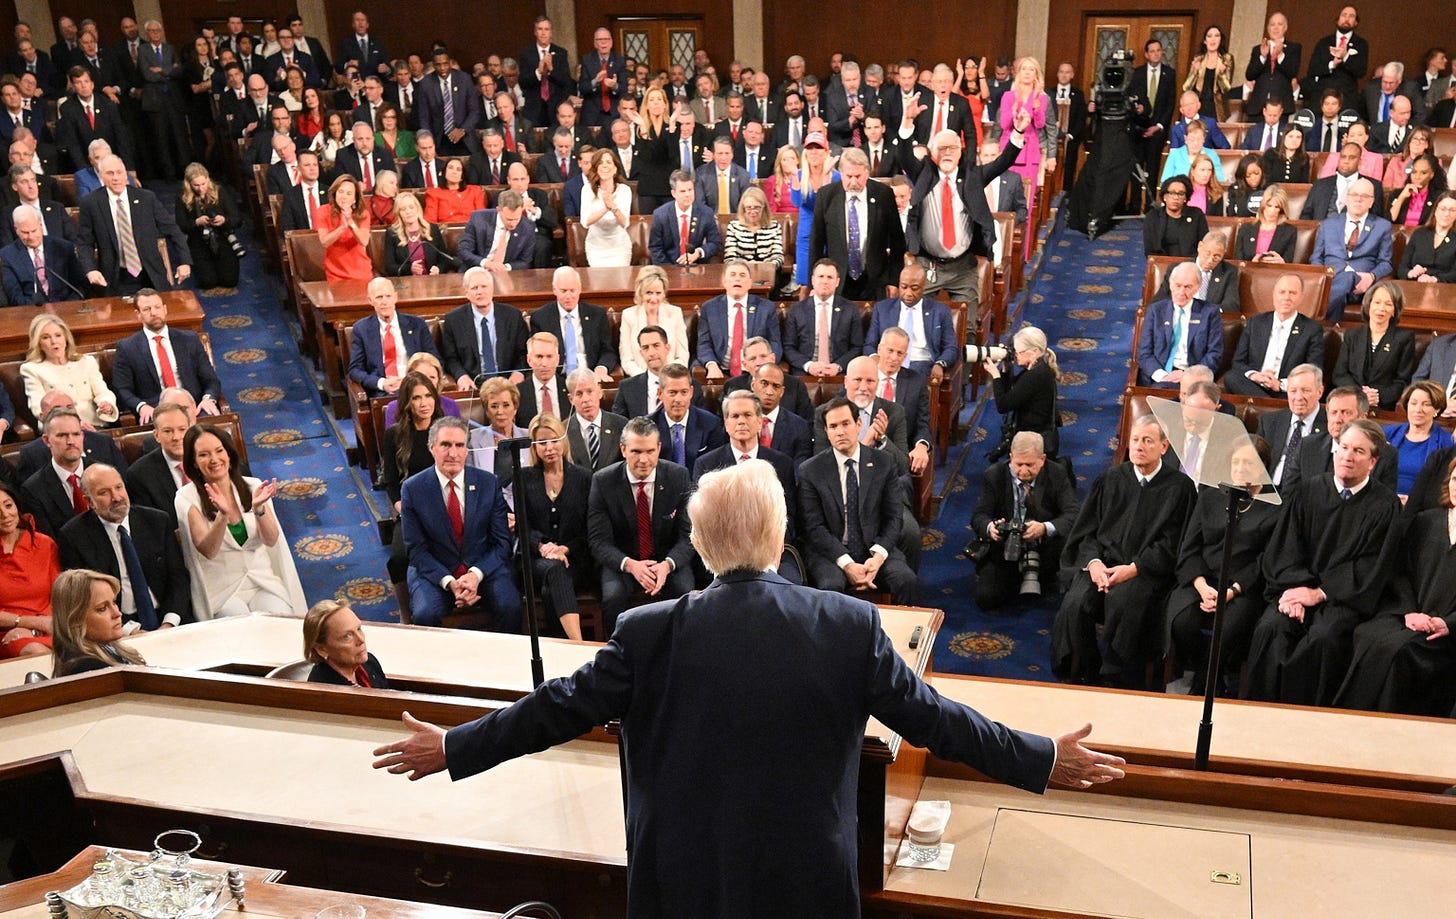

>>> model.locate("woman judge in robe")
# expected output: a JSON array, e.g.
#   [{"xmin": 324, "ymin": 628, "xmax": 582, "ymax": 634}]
[
  {"xmin": 1167, "ymin": 436, "xmax": 1279, "ymax": 696},
  {"xmin": 1335, "ymin": 456, "xmax": 1456, "ymax": 715}
]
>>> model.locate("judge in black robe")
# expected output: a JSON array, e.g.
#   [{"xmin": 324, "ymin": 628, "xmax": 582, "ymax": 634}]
[
  {"xmin": 1405, "ymin": 445, "xmax": 1456, "ymax": 518},
  {"xmin": 1335, "ymin": 500, "xmax": 1456, "ymax": 716},
  {"xmin": 1242, "ymin": 424, "xmax": 1401, "ymax": 706},
  {"xmin": 1167, "ymin": 438, "xmax": 1280, "ymax": 695},
  {"xmin": 1052, "ymin": 421, "xmax": 1196, "ymax": 687}
]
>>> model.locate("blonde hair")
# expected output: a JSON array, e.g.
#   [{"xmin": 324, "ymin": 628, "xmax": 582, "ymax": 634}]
[
  {"xmin": 1190, "ymin": 153, "xmax": 1225, "ymax": 202},
  {"xmin": 736, "ymin": 185, "xmax": 775, "ymax": 228},
  {"xmin": 1260, "ymin": 183, "xmax": 1290, "ymax": 223},
  {"xmin": 528, "ymin": 412, "xmax": 573, "ymax": 465},
  {"xmin": 180, "ymin": 162, "xmax": 220, "ymax": 209},
  {"xmin": 772, "ymin": 145, "xmax": 799, "ymax": 182},
  {"xmin": 302, "ymin": 599, "xmax": 351, "ymax": 664},
  {"xmin": 26, "ymin": 314, "xmax": 79, "ymax": 363},
  {"xmin": 1013, "ymin": 325, "xmax": 1060, "ymax": 380},
  {"xmin": 478, "ymin": 376, "xmax": 520, "ymax": 408},
  {"xmin": 390, "ymin": 191, "xmax": 433, "ymax": 241},
  {"xmin": 50, "ymin": 569, "xmax": 143, "ymax": 676},
  {"xmin": 1011, "ymin": 56, "xmax": 1045, "ymax": 100},
  {"xmin": 633, "ymin": 264, "xmax": 670, "ymax": 305},
  {"xmin": 689, "ymin": 460, "xmax": 785, "ymax": 574},
  {"xmin": 405, "ymin": 350, "xmax": 444, "ymax": 379}
]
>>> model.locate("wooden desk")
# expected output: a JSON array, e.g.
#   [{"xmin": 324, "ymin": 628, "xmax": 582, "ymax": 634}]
[
  {"xmin": 0, "ymin": 846, "xmax": 503, "ymax": 919},
  {"xmin": 1390, "ymin": 278, "xmax": 1456, "ymax": 330},
  {"xmin": 298, "ymin": 264, "xmax": 773, "ymax": 400},
  {"xmin": 0, "ymin": 292, "xmax": 205, "ymax": 361}
]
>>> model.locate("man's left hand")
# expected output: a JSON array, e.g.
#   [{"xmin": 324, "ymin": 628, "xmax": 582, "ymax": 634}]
[{"xmin": 1048, "ymin": 723, "xmax": 1126, "ymax": 789}]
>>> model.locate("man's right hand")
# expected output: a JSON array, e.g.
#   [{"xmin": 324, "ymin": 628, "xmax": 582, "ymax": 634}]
[
  {"xmin": 456, "ymin": 374, "xmax": 474, "ymax": 392},
  {"xmin": 86, "ymin": 270, "xmax": 107, "ymax": 287}
]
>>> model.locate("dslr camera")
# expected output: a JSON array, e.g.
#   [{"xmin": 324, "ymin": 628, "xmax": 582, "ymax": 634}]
[{"xmin": 966, "ymin": 343, "xmax": 1010, "ymax": 363}]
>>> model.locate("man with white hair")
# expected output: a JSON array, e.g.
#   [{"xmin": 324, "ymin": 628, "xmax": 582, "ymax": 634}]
[
  {"xmin": 1362, "ymin": 60, "xmax": 1422, "ymax": 125},
  {"xmin": 1135, "ymin": 261, "xmax": 1223, "ymax": 387},
  {"xmin": 823, "ymin": 60, "xmax": 866, "ymax": 148},
  {"xmin": 76, "ymin": 153, "xmax": 190, "ymax": 293},
  {"xmin": 1310, "ymin": 176, "xmax": 1392, "ymax": 320},
  {"xmin": 1, "ymin": 203, "xmax": 81, "ymax": 304},
  {"xmin": 528, "ymin": 266, "xmax": 618, "ymax": 381},
  {"xmin": 375, "ymin": 457, "xmax": 1123, "ymax": 916}
]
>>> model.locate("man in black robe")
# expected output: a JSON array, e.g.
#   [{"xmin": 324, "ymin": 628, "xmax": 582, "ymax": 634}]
[
  {"xmin": 1242, "ymin": 419, "xmax": 1401, "ymax": 707},
  {"xmin": 1052, "ymin": 414, "xmax": 1196, "ymax": 687}
]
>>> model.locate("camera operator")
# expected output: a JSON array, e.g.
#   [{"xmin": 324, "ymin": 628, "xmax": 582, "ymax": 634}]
[
  {"xmin": 969, "ymin": 431, "xmax": 1081, "ymax": 609},
  {"xmin": 981, "ymin": 325, "xmax": 1062, "ymax": 460}
]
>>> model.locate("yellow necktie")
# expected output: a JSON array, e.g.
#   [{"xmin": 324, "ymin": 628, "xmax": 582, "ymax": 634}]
[{"xmin": 717, "ymin": 171, "xmax": 730, "ymax": 214}]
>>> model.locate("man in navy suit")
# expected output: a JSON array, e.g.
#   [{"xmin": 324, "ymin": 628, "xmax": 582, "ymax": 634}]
[
  {"xmin": 750, "ymin": 363, "xmax": 813, "ymax": 466},
  {"xmin": 865, "ymin": 263, "xmax": 959, "ymax": 381},
  {"xmin": 399, "ymin": 132, "xmax": 446, "ymax": 189},
  {"xmin": 335, "ymin": 10, "xmax": 389, "ymax": 78},
  {"xmin": 1136, "ymin": 262, "xmax": 1224, "ymax": 387},
  {"xmin": 1414, "ymin": 331, "xmax": 1456, "ymax": 396},
  {"xmin": 694, "ymin": 137, "xmax": 751, "ymax": 214},
  {"xmin": 18, "ymin": 407, "xmax": 93, "ymax": 538},
  {"xmin": 347, "ymin": 278, "xmax": 440, "ymax": 399},
  {"xmin": 1, "ymin": 206, "xmax": 81, "ymax": 304},
  {"xmin": 527, "ymin": 266, "xmax": 618, "ymax": 379},
  {"xmin": 2, "ymin": 167, "xmax": 73, "ymax": 245},
  {"xmin": 650, "ymin": 364, "xmax": 728, "ymax": 469},
  {"xmin": 464, "ymin": 128, "xmax": 520, "ymax": 187},
  {"xmin": 1168, "ymin": 92, "xmax": 1231, "ymax": 149},
  {"xmin": 54, "ymin": 68, "xmax": 129, "ymax": 173},
  {"xmin": 1225, "ymin": 274, "xmax": 1326, "ymax": 398},
  {"xmin": 695, "ymin": 260, "xmax": 780, "ymax": 379},
  {"xmin": 457, "ymin": 190, "xmax": 536, "ymax": 271},
  {"xmin": 400, "ymin": 417, "xmax": 521, "ymax": 631},
  {"xmin": 872, "ymin": 328, "xmax": 934, "ymax": 475},
  {"xmin": 822, "ymin": 61, "xmax": 869, "ymax": 149},
  {"xmin": 440, "ymin": 267, "xmax": 529, "ymax": 390},
  {"xmin": 518, "ymin": 16, "xmax": 573, "ymax": 126},
  {"xmin": 1240, "ymin": 100, "xmax": 1288, "ymax": 152},
  {"xmin": 649, "ymin": 170, "xmax": 723, "ymax": 265},
  {"xmin": 111, "ymin": 289, "xmax": 223, "ymax": 422},
  {"xmin": 15, "ymin": 394, "xmax": 128, "ymax": 483},
  {"xmin": 263, "ymin": 28, "xmax": 320, "ymax": 92},
  {"xmin": 611, "ymin": 327, "xmax": 705, "ymax": 419},
  {"xmin": 7, "ymin": 40, "xmax": 58, "ymax": 95},
  {"xmin": 0, "ymin": 78, "xmax": 47, "ymax": 147},
  {"xmin": 785, "ymin": 259, "xmax": 864, "ymax": 376},
  {"xmin": 577, "ymin": 27, "xmax": 627, "ymax": 127},
  {"xmin": 77, "ymin": 155, "xmax": 190, "ymax": 294},
  {"xmin": 135, "ymin": 21, "xmax": 190, "ymax": 180},
  {"xmin": 417, "ymin": 47, "xmax": 479, "ymax": 157},
  {"xmin": 514, "ymin": 332, "xmax": 568, "ymax": 428},
  {"xmin": 374, "ymin": 457, "xmax": 1123, "ymax": 917},
  {"xmin": 585, "ymin": 417, "xmax": 697, "ymax": 631},
  {"xmin": 1311, "ymin": 177, "xmax": 1393, "ymax": 320},
  {"xmin": 534, "ymin": 128, "xmax": 580, "ymax": 184},
  {"xmin": 333, "ymin": 122, "xmax": 396, "ymax": 191}
]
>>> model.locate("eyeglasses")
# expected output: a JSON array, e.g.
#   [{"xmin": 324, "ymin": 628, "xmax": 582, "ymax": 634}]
[{"xmin": 1163, "ymin": 189, "xmax": 1188, "ymax": 198}]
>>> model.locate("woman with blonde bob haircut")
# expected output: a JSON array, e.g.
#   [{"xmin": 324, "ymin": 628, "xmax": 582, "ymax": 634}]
[
  {"xmin": 303, "ymin": 599, "xmax": 388, "ymax": 688},
  {"xmin": 689, "ymin": 460, "xmax": 786, "ymax": 575}
]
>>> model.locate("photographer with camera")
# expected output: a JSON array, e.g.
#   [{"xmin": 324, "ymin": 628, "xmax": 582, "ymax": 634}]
[
  {"xmin": 979, "ymin": 325, "xmax": 1062, "ymax": 460},
  {"xmin": 969, "ymin": 431, "xmax": 1080, "ymax": 609}
]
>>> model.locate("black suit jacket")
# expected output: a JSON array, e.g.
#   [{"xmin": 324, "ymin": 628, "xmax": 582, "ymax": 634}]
[
  {"xmin": 1331, "ymin": 325, "xmax": 1416, "ymax": 410},
  {"xmin": 400, "ymin": 156, "xmax": 446, "ymax": 189},
  {"xmin": 333, "ymin": 144, "xmax": 396, "ymax": 185},
  {"xmin": 722, "ymin": 373, "xmax": 814, "ymax": 422},
  {"xmin": 111, "ymin": 327, "xmax": 222, "ymax": 414},
  {"xmin": 528, "ymin": 301, "xmax": 619, "ymax": 373},
  {"xmin": 767, "ymin": 408, "xmax": 813, "ymax": 467},
  {"xmin": 910, "ymin": 93, "xmax": 973, "ymax": 145},
  {"xmin": 576, "ymin": 51, "xmax": 628, "ymax": 124},
  {"xmin": 811, "ymin": 397, "xmax": 911, "ymax": 474},
  {"xmin": 16, "ymin": 433, "xmax": 127, "ymax": 484},
  {"xmin": 1127, "ymin": 63, "xmax": 1177, "ymax": 133},
  {"xmin": 1226, "ymin": 311, "xmax": 1325, "ymax": 386},
  {"xmin": 798, "ymin": 445, "xmax": 905, "ymax": 565},
  {"xmin": 54, "ymin": 94, "xmax": 130, "ymax": 172},
  {"xmin": 0, "ymin": 198, "xmax": 76, "ymax": 247},
  {"xmin": 567, "ymin": 410, "xmax": 627, "ymax": 472},
  {"xmin": 587, "ymin": 460, "xmax": 693, "ymax": 570},
  {"xmin": 1233, "ymin": 221, "xmax": 1297, "ymax": 262},
  {"xmin": 899, "ymin": 131, "xmax": 1019, "ymax": 263},
  {"xmin": 439, "ymin": 302, "xmax": 530, "ymax": 383},
  {"xmin": 783, "ymin": 296, "xmax": 865, "ymax": 372},
  {"xmin": 1153, "ymin": 260, "xmax": 1240, "ymax": 312},
  {"xmin": 382, "ymin": 225, "xmax": 461, "ymax": 276},
  {"xmin": 1244, "ymin": 41, "xmax": 1302, "ymax": 111},
  {"xmin": 59, "ymin": 507, "xmax": 192, "ymax": 625},
  {"xmin": 335, "ymin": 33, "xmax": 389, "ymax": 77},
  {"xmin": 1304, "ymin": 32, "xmax": 1368, "ymax": 108},
  {"xmin": 19, "ymin": 464, "xmax": 83, "ymax": 538},
  {"xmin": 1289, "ymin": 433, "xmax": 1399, "ymax": 494},
  {"xmin": 970, "ymin": 460, "xmax": 1081, "ymax": 561},
  {"xmin": 517, "ymin": 43, "xmax": 572, "ymax": 124},
  {"xmin": 1299, "ymin": 174, "xmax": 1386, "ymax": 220},
  {"xmin": 888, "ymin": 366, "xmax": 933, "ymax": 449},
  {"xmin": 515, "ymin": 371, "xmax": 568, "ymax": 428},
  {"xmin": 76, "ymin": 186, "xmax": 191, "ymax": 291},
  {"xmin": 823, "ymin": 87, "xmax": 868, "ymax": 148},
  {"xmin": 1426, "ymin": 99, "xmax": 1456, "ymax": 129},
  {"xmin": 1397, "ymin": 227, "xmax": 1456, "ymax": 283},
  {"xmin": 279, "ymin": 182, "xmax": 323, "ymax": 232},
  {"xmin": 809, "ymin": 182, "xmax": 906, "ymax": 301},
  {"xmin": 1257, "ymin": 408, "xmax": 1327, "ymax": 473},
  {"xmin": 123, "ymin": 447, "xmax": 182, "ymax": 527}
]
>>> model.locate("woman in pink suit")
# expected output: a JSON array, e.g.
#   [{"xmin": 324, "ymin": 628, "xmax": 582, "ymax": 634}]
[{"xmin": 998, "ymin": 57, "xmax": 1054, "ymax": 259}]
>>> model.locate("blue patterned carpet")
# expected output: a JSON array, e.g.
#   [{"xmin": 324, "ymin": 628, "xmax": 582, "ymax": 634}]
[
  {"xmin": 922, "ymin": 212, "xmax": 1147, "ymax": 680},
  {"xmin": 201, "ymin": 230, "xmax": 397, "ymax": 622}
]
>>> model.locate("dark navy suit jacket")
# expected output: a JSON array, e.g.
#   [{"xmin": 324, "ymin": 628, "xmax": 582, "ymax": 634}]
[
  {"xmin": 400, "ymin": 465, "xmax": 512, "ymax": 587},
  {"xmin": 694, "ymin": 293, "xmax": 781, "ymax": 368},
  {"xmin": 648, "ymin": 202, "xmax": 723, "ymax": 265},
  {"xmin": 1135, "ymin": 297, "xmax": 1224, "ymax": 385},
  {"xmin": 441, "ymin": 572, "xmax": 1057, "ymax": 916},
  {"xmin": 347, "ymin": 312, "xmax": 439, "ymax": 395},
  {"xmin": 457, "ymin": 209, "xmax": 536, "ymax": 270},
  {"xmin": 864, "ymin": 297, "xmax": 959, "ymax": 368},
  {"xmin": 650, "ymin": 405, "xmax": 728, "ymax": 468},
  {"xmin": 783, "ymin": 295, "xmax": 864, "ymax": 371},
  {"xmin": 1, "ymin": 237, "xmax": 82, "ymax": 304},
  {"xmin": 111, "ymin": 327, "xmax": 223, "ymax": 414}
]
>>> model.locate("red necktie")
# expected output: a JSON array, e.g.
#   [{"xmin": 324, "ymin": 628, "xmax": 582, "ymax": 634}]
[
  {"xmin": 600, "ymin": 60, "xmax": 610, "ymax": 113},
  {"xmin": 504, "ymin": 124, "xmax": 515, "ymax": 152},
  {"xmin": 933, "ymin": 101, "xmax": 944, "ymax": 136},
  {"xmin": 559, "ymin": 156, "xmax": 568, "ymax": 176},
  {"xmin": 940, "ymin": 177, "xmax": 956, "ymax": 250},
  {"xmin": 447, "ymin": 481, "xmax": 466, "ymax": 575},
  {"xmin": 881, "ymin": 376, "xmax": 895, "ymax": 401},
  {"xmin": 731, "ymin": 123, "xmax": 738, "ymax": 144},
  {"xmin": 679, "ymin": 213, "xmax": 689, "ymax": 255},
  {"xmin": 70, "ymin": 473, "xmax": 88, "ymax": 513},
  {"xmin": 1347, "ymin": 221, "xmax": 1360, "ymax": 254},
  {"xmin": 154, "ymin": 335, "xmax": 177, "ymax": 388},
  {"xmin": 177, "ymin": 463, "xmax": 189, "ymax": 485},
  {"xmin": 425, "ymin": 164, "xmax": 435, "ymax": 188},
  {"xmin": 85, "ymin": 104, "xmax": 94, "ymax": 129},
  {"xmin": 289, "ymin": 165, "xmax": 299, "ymax": 186},
  {"xmin": 361, "ymin": 155, "xmax": 372, "ymax": 190},
  {"xmin": 759, "ymin": 417, "xmax": 772, "ymax": 447},
  {"xmin": 635, "ymin": 481, "xmax": 652, "ymax": 559},
  {"xmin": 353, "ymin": 665, "xmax": 372, "ymax": 688},
  {"xmin": 381, "ymin": 320, "xmax": 398, "ymax": 377},
  {"xmin": 540, "ymin": 51, "xmax": 551, "ymax": 101},
  {"xmin": 729, "ymin": 303, "xmax": 745, "ymax": 377},
  {"xmin": 541, "ymin": 380, "xmax": 553, "ymax": 415}
]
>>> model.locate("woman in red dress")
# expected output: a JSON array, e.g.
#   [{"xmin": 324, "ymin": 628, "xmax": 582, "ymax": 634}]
[
  {"xmin": 0, "ymin": 482, "xmax": 60, "ymax": 659},
  {"xmin": 314, "ymin": 175, "xmax": 374, "ymax": 282},
  {"xmin": 424, "ymin": 158, "xmax": 484, "ymax": 224}
]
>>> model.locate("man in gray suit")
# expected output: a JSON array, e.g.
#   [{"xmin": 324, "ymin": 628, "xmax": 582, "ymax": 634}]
[{"xmin": 565, "ymin": 369, "xmax": 626, "ymax": 472}]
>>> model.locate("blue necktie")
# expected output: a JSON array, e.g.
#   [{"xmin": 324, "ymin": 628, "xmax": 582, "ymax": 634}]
[
  {"xmin": 562, "ymin": 311, "xmax": 579, "ymax": 373},
  {"xmin": 1380, "ymin": 94, "xmax": 1390, "ymax": 122},
  {"xmin": 681, "ymin": 138, "xmax": 692, "ymax": 171},
  {"xmin": 672, "ymin": 423, "xmax": 685, "ymax": 466},
  {"xmin": 847, "ymin": 195, "xmax": 863, "ymax": 280},
  {"xmin": 117, "ymin": 525, "xmax": 159, "ymax": 631},
  {"xmin": 1164, "ymin": 307, "xmax": 1185, "ymax": 373},
  {"xmin": 748, "ymin": 152, "xmax": 757, "ymax": 177},
  {"xmin": 479, "ymin": 315, "xmax": 497, "ymax": 376},
  {"xmin": 844, "ymin": 458, "xmax": 868, "ymax": 559}
]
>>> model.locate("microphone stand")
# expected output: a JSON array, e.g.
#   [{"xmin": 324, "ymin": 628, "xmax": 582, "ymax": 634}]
[
  {"xmin": 1195, "ymin": 482, "xmax": 1253, "ymax": 771},
  {"xmin": 496, "ymin": 435, "xmax": 545, "ymax": 689}
]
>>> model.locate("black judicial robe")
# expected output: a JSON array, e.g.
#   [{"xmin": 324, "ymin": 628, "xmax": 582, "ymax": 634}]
[
  {"xmin": 1242, "ymin": 475, "xmax": 1400, "ymax": 706},
  {"xmin": 1335, "ymin": 508, "xmax": 1456, "ymax": 715},
  {"xmin": 1052, "ymin": 459, "xmax": 1196, "ymax": 682},
  {"xmin": 1404, "ymin": 445, "xmax": 1456, "ymax": 518}
]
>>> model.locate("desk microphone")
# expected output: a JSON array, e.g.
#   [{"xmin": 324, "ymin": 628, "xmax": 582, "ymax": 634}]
[
  {"xmin": 45, "ymin": 267, "xmax": 92, "ymax": 312},
  {"xmin": 393, "ymin": 233, "xmax": 462, "ymax": 275}
]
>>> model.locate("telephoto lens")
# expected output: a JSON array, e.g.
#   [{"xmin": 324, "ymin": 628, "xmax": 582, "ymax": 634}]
[{"xmin": 966, "ymin": 344, "xmax": 1010, "ymax": 363}]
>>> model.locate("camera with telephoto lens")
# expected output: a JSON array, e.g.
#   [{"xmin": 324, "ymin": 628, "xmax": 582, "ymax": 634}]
[
  {"xmin": 1019, "ymin": 549, "xmax": 1043, "ymax": 595},
  {"xmin": 999, "ymin": 519, "xmax": 1026, "ymax": 563},
  {"xmin": 967, "ymin": 344, "xmax": 1010, "ymax": 363}
]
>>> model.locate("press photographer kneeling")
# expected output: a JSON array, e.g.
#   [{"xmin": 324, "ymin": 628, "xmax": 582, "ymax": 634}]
[
  {"xmin": 969, "ymin": 431, "xmax": 1081, "ymax": 610},
  {"xmin": 977, "ymin": 326, "xmax": 1062, "ymax": 461}
]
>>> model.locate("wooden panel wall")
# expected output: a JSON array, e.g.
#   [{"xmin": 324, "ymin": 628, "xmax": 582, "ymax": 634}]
[
  {"xmin": 317, "ymin": 0, "xmax": 541, "ymax": 68},
  {"xmin": 1264, "ymin": 1, "xmax": 1456, "ymax": 82},
  {"xmin": 157, "ymin": 0, "xmax": 293, "ymax": 44},
  {"xmin": 763, "ymin": 2, "xmax": 1017, "ymax": 86},
  {"xmin": 573, "ymin": 1, "xmax": 736, "ymax": 76},
  {"xmin": 63, "ymin": 1, "xmax": 138, "ymax": 47}
]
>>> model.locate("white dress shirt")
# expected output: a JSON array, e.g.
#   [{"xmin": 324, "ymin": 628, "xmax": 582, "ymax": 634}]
[{"xmin": 833, "ymin": 445, "xmax": 887, "ymax": 568}]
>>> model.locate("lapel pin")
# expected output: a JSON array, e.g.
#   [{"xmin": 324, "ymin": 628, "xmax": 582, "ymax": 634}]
[{"xmin": 468, "ymin": 484, "xmax": 476, "ymax": 492}]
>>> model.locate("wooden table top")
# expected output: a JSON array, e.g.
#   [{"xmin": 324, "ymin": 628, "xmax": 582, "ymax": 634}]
[
  {"xmin": 0, "ymin": 291, "xmax": 205, "ymax": 359},
  {"xmin": 299, "ymin": 263, "xmax": 775, "ymax": 320}
]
